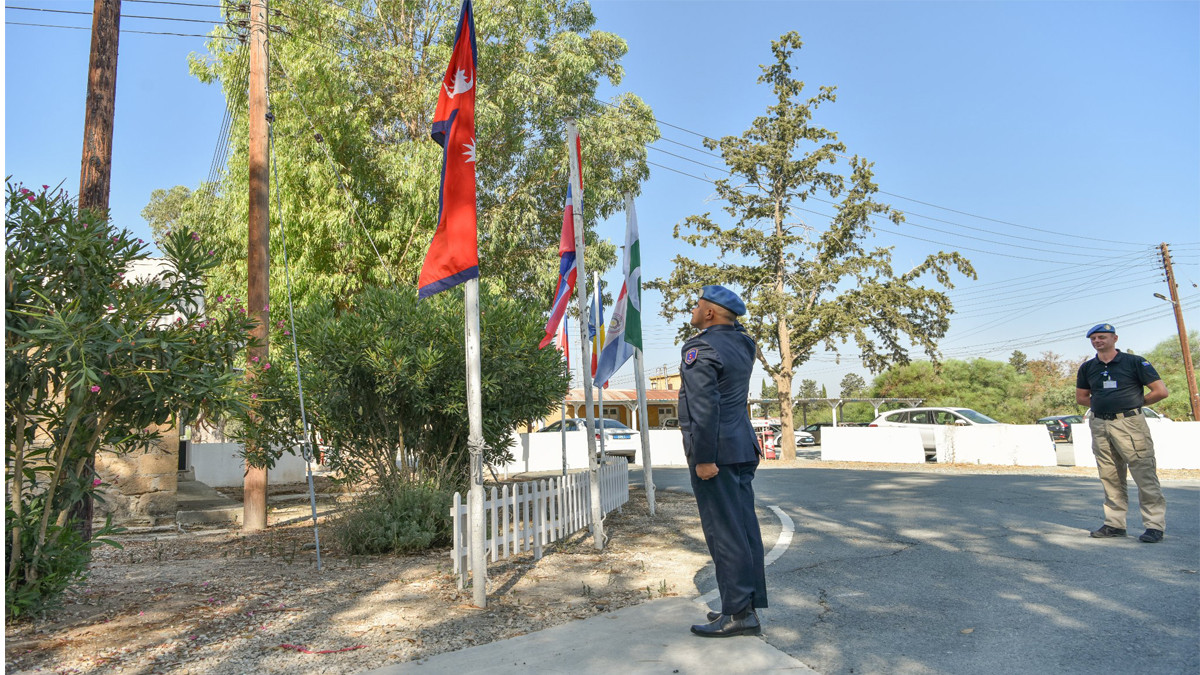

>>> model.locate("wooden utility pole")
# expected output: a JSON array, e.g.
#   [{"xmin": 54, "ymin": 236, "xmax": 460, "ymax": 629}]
[
  {"xmin": 79, "ymin": 0, "xmax": 121, "ymax": 216},
  {"xmin": 243, "ymin": 0, "xmax": 270, "ymax": 530},
  {"xmin": 73, "ymin": 0, "xmax": 122, "ymax": 541},
  {"xmin": 1159, "ymin": 243, "xmax": 1199, "ymax": 421}
]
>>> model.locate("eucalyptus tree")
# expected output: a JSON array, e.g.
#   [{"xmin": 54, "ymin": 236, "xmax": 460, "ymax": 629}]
[
  {"xmin": 648, "ymin": 33, "xmax": 973, "ymax": 459},
  {"xmin": 183, "ymin": 0, "xmax": 657, "ymax": 310}
]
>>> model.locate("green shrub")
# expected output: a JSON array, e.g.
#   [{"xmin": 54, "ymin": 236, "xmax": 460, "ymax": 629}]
[
  {"xmin": 4, "ymin": 492, "xmax": 123, "ymax": 619},
  {"xmin": 331, "ymin": 480, "xmax": 453, "ymax": 555},
  {"xmin": 6, "ymin": 181, "xmax": 250, "ymax": 618}
]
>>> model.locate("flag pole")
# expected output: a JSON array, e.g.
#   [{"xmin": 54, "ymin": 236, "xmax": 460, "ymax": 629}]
[
  {"xmin": 567, "ymin": 119, "xmax": 604, "ymax": 550},
  {"xmin": 594, "ymin": 271, "xmax": 607, "ymax": 465},
  {"xmin": 634, "ymin": 346, "xmax": 655, "ymax": 516},
  {"xmin": 464, "ymin": 277, "xmax": 487, "ymax": 607},
  {"xmin": 626, "ymin": 195, "xmax": 655, "ymax": 516}
]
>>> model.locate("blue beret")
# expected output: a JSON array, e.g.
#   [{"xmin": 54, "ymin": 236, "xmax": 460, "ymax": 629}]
[
  {"xmin": 1086, "ymin": 323, "xmax": 1116, "ymax": 337},
  {"xmin": 700, "ymin": 284, "xmax": 746, "ymax": 317}
]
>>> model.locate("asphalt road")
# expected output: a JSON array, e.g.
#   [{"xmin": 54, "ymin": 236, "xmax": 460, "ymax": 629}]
[{"xmin": 636, "ymin": 465, "xmax": 1200, "ymax": 675}]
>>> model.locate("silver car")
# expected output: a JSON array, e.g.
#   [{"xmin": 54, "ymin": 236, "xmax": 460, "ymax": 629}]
[
  {"xmin": 869, "ymin": 407, "xmax": 1001, "ymax": 458},
  {"xmin": 538, "ymin": 418, "xmax": 638, "ymax": 461}
]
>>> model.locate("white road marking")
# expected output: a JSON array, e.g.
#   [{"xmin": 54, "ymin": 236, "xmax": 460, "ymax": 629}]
[{"xmin": 696, "ymin": 505, "xmax": 795, "ymax": 607}]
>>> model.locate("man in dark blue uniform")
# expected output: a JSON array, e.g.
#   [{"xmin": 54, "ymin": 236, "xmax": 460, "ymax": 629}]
[
  {"xmin": 1076, "ymin": 323, "xmax": 1169, "ymax": 543},
  {"xmin": 679, "ymin": 285, "xmax": 767, "ymax": 637}
]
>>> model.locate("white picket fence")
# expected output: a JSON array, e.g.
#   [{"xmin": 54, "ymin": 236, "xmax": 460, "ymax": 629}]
[{"xmin": 450, "ymin": 459, "xmax": 629, "ymax": 588}]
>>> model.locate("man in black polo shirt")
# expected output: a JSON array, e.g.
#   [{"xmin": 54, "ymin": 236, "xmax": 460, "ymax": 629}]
[{"xmin": 1076, "ymin": 323, "xmax": 1170, "ymax": 543}]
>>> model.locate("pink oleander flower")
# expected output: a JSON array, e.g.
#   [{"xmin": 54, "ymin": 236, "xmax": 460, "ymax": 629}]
[
  {"xmin": 208, "ymin": 250, "xmax": 215, "ymax": 256},
  {"xmin": 93, "ymin": 478, "xmax": 102, "ymax": 486},
  {"xmin": 250, "ymin": 393, "xmax": 258, "ymax": 400},
  {"xmin": 42, "ymin": 184, "xmax": 49, "ymax": 190},
  {"xmin": 90, "ymin": 385, "xmax": 101, "ymax": 393},
  {"xmin": 26, "ymin": 195, "xmax": 35, "ymax": 203},
  {"xmin": 251, "ymin": 355, "xmax": 260, "ymax": 362},
  {"xmin": 191, "ymin": 233, "xmax": 200, "ymax": 241},
  {"xmin": 262, "ymin": 363, "xmax": 271, "ymax": 370}
]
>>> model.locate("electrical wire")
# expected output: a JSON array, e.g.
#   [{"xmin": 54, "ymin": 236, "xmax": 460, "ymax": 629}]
[{"xmin": 5, "ymin": 20, "xmax": 232, "ymax": 37}]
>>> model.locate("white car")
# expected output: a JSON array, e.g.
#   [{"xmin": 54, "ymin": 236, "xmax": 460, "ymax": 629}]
[
  {"xmin": 869, "ymin": 407, "xmax": 1001, "ymax": 458},
  {"xmin": 771, "ymin": 425, "xmax": 816, "ymax": 448},
  {"xmin": 538, "ymin": 418, "xmax": 638, "ymax": 461}
]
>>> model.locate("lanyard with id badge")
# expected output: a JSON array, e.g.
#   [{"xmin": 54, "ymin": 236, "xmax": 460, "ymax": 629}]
[{"xmin": 1102, "ymin": 367, "xmax": 1118, "ymax": 389}]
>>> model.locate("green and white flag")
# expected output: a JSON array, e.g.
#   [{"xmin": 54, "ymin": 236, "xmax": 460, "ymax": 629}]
[{"xmin": 593, "ymin": 197, "xmax": 642, "ymax": 386}]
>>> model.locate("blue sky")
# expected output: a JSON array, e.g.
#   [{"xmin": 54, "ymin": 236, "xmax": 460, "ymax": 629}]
[{"xmin": 5, "ymin": 0, "xmax": 1199, "ymax": 404}]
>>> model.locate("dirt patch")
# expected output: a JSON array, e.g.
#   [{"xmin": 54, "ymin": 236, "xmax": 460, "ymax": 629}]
[{"xmin": 5, "ymin": 488, "xmax": 710, "ymax": 675}]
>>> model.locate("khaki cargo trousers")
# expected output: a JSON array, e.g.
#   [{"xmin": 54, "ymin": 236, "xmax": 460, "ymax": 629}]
[{"xmin": 1090, "ymin": 414, "xmax": 1165, "ymax": 531}]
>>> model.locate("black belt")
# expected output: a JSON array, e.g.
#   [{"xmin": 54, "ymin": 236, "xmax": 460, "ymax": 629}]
[{"xmin": 1094, "ymin": 408, "xmax": 1142, "ymax": 421}]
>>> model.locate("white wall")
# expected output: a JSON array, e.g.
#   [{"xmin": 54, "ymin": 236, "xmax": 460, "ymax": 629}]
[
  {"xmin": 190, "ymin": 442, "xmax": 317, "ymax": 487},
  {"xmin": 940, "ymin": 425, "xmax": 1058, "ymax": 466},
  {"xmin": 498, "ymin": 430, "xmax": 688, "ymax": 475},
  {"xmin": 1072, "ymin": 420, "xmax": 1200, "ymax": 470},
  {"xmin": 821, "ymin": 426, "xmax": 926, "ymax": 463}
]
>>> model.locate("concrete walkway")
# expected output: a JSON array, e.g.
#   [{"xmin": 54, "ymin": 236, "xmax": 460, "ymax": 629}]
[{"xmin": 361, "ymin": 597, "xmax": 816, "ymax": 675}]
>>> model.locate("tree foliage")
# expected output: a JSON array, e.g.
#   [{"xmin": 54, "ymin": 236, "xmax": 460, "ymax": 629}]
[
  {"xmin": 173, "ymin": 0, "xmax": 657, "ymax": 314},
  {"xmin": 1141, "ymin": 331, "xmax": 1199, "ymax": 421},
  {"xmin": 140, "ymin": 185, "xmax": 192, "ymax": 243},
  {"xmin": 839, "ymin": 373, "xmax": 866, "ymax": 397},
  {"xmin": 646, "ymin": 32, "xmax": 974, "ymax": 459},
  {"xmin": 238, "ymin": 284, "xmax": 569, "ymax": 490},
  {"xmin": 5, "ymin": 182, "xmax": 251, "ymax": 617},
  {"xmin": 869, "ymin": 352, "xmax": 1078, "ymax": 423}
]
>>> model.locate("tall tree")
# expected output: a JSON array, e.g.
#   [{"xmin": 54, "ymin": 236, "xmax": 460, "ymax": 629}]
[
  {"xmin": 759, "ymin": 380, "xmax": 780, "ymax": 417},
  {"xmin": 647, "ymin": 33, "xmax": 973, "ymax": 459},
  {"xmin": 186, "ymin": 0, "xmax": 657, "ymax": 311},
  {"xmin": 1008, "ymin": 349, "xmax": 1029, "ymax": 374},
  {"xmin": 839, "ymin": 373, "xmax": 866, "ymax": 397},
  {"xmin": 140, "ymin": 185, "xmax": 192, "ymax": 243}
]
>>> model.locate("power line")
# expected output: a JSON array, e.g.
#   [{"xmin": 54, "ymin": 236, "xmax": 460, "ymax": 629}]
[
  {"xmin": 5, "ymin": 4, "xmax": 227, "ymax": 24},
  {"xmin": 593, "ymin": 95, "xmax": 1153, "ymax": 247},
  {"xmin": 5, "ymin": 19, "xmax": 232, "ymax": 37}
]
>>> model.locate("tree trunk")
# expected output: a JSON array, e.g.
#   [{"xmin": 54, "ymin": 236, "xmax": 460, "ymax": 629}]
[
  {"xmin": 772, "ymin": 196, "xmax": 797, "ymax": 460},
  {"xmin": 775, "ymin": 371, "xmax": 796, "ymax": 461}
]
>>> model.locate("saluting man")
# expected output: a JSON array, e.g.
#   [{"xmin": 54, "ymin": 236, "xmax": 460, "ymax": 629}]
[
  {"xmin": 679, "ymin": 285, "xmax": 767, "ymax": 637},
  {"xmin": 1076, "ymin": 323, "xmax": 1170, "ymax": 543}
]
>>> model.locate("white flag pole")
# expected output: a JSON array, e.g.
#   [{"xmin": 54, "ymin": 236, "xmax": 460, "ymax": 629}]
[
  {"xmin": 594, "ymin": 271, "xmax": 607, "ymax": 465},
  {"xmin": 464, "ymin": 277, "xmax": 486, "ymax": 607},
  {"xmin": 560, "ymin": 317, "xmax": 568, "ymax": 478},
  {"xmin": 566, "ymin": 120, "xmax": 604, "ymax": 549},
  {"xmin": 625, "ymin": 195, "xmax": 655, "ymax": 516}
]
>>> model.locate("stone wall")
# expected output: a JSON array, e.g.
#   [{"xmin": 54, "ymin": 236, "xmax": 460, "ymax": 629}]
[{"xmin": 94, "ymin": 427, "xmax": 179, "ymax": 527}]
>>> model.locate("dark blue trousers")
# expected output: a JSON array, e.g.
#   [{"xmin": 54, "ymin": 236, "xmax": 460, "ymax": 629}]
[{"xmin": 690, "ymin": 460, "xmax": 767, "ymax": 615}]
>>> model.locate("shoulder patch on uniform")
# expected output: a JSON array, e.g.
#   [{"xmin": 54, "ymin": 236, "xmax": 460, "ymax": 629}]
[
  {"xmin": 1142, "ymin": 361, "xmax": 1151, "ymax": 366},
  {"xmin": 684, "ymin": 348, "xmax": 699, "ymax": 365}
]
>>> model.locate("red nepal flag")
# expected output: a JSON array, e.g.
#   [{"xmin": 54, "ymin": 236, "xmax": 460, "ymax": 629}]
[
  {"xmin": 419, "ymin": 0, "xmax": 478, "ymax": 299},
  {"xmin": 538, "ymin": 181, "xmax": 579, "ymax": 348}
]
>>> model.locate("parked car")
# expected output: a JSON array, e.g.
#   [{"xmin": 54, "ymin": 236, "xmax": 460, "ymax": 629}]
[
  {"xmin": 798, "ymin": 421, "xmax": 872, "ymax": 445},
  {"xmin": 538, "ymin": 418, "xmax": 638, "ymax": 461},
  {"xmin": 1037, "ymin": 414, "xmax": 1083, "ymax": 442},
  {"xmin": 658, "ymin": 417, "xmax": 680, "ymax": 429},
  {"xmin": 868, "ymin": 407, "xmax": 1002, "ymax": 459},
  {"xmin": 770, "ymin": 425, "xmax": 816, "ymax": 448}
]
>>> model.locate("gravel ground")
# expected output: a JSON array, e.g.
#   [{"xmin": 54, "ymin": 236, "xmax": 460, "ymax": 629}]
[
  {"xmin": 5, "ymin": 487, "xmax": 709, "ymax": 675},
  {"xmin": 7, "ymin": 459, "xmax": 1196, "ymax": 674}
]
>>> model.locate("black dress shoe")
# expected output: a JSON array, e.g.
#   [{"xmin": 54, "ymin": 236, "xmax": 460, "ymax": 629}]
[
  {"xmin": 706, "ymin": 611, "xmax": 720, "ymax": 622},
  {"xmin": 691, "ymin": 611, "xmax": 761, "ymax": 638}
]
